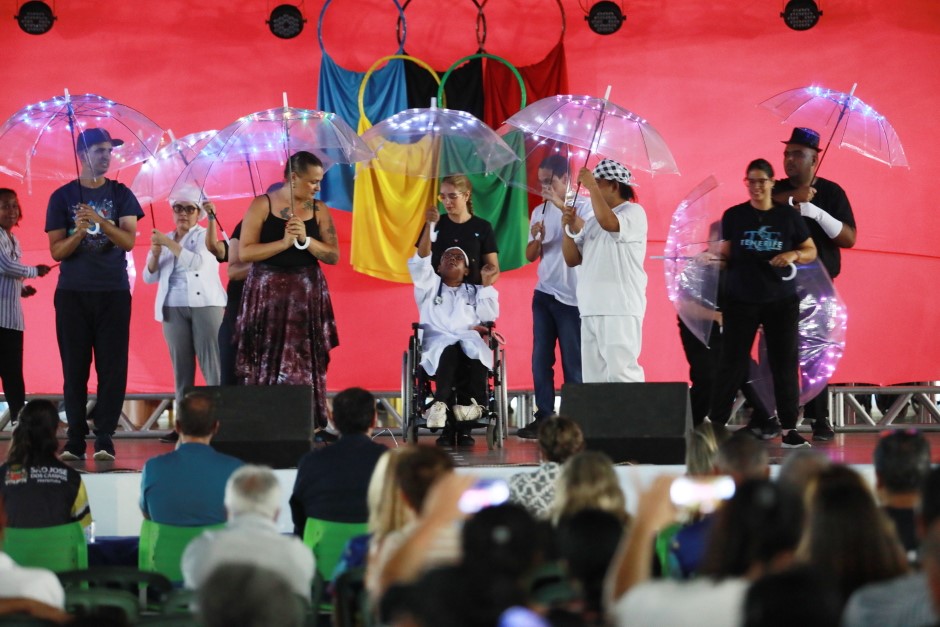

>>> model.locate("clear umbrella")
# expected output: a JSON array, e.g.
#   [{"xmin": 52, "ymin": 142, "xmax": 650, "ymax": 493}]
[
  {"xmin": 658, "ymin": 176, "xmax": 723, "ymax": 346},
  {"xmin": 498, "ymin": 89, "xmax": 680, "ymax": 198},
  {"xmin": 131, "ymin": 129, "xmax": 217, "ymax": 205},
  {"xmin": 748, "ymin": 260, "xmax": 848, "ymax": 410},
  {"xmin": 171, "ymin": 95, "xmax": 372, "ymax": 203},
  {"xmin": 358, "ymin": 99, "xmax": 519, "ymax": 181},
  {"xmin": 760, "ymin": 83, "xmax": 909, "ymax": 169},
  {"xmin": 0, "ymin": 90, "xmax": 164, "ymax": 193}
]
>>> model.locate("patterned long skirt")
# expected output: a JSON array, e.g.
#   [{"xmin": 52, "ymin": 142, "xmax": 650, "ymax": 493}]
[{"xmin": 235, "ymin": 263, "xmax": 339, "ymax": 428}]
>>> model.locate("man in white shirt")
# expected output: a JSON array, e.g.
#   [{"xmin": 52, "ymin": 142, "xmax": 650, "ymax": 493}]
[
  {"xmin": 408, "ymin": 247, "xmax": 498, "ymax": 447},
  {"xmin": 182, "ymin": 464, "xmax": 315, "ymax": 600},
  {"xmin": 518, "ymin": 156, "xmax": 593, "ymax": 439},
  {"xmin": 562, "ymin": 159, "xmax": 648, "ymax": 383}
]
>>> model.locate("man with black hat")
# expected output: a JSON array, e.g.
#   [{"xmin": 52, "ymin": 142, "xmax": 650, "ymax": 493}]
[
  {"xmin": 561, "ymin": 159, "xmax": 647, "ymax": 383},
  {"xmin": 774, "ymin": 127, "xmax": 857, "ymax": 442},
  {"xmin": 45, "ymin": 127, "xmax": 144, "ymax": 461}
]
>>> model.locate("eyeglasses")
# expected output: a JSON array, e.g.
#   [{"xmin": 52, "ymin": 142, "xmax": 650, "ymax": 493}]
[
  {"xmin": 744, "ymin": 177, "xmax": 773, "ymax": 186},
  {"xmin": 172, "ymin": 204, "xmax": 199, "ymax": 215},
  {"xmin": 438, "ymin": 192, "xmax": 465, "ymax": 202}
]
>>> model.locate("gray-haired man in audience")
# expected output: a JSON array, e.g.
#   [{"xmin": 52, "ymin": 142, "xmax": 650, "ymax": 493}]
[{"xmin": 182, "ymin": 464, "xmax": 314, "ymax": 600}]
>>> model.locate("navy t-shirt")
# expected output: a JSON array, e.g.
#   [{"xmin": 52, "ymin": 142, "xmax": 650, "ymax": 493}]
[
  {"xmin": 721, "ymin": 201, "xmax": 811, "ymax": 303},
  {"xmin": 45, "ymin": 179, "xmax": 144, "ymax": 291}
]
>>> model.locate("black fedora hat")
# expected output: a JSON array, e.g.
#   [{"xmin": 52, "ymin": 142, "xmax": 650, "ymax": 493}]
[{"xmin": 782, "ymin": 127, "xmax": 821, "ymax": 151}]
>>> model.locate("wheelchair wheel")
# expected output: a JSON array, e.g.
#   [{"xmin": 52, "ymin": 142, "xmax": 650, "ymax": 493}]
[
  {"xmin": 402, "ymin": 346, "xmax": 416, "ymax": 444},
  {"xmin": 495, "ymin": 348, "xmax": 508, "ymax": 449}
]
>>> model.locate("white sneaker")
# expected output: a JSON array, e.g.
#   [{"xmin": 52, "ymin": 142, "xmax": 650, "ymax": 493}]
[
  {"xmin": 425, "ymin": 401, "xmax": 448, "ymax": 429},
  {"xmin": 453, "ymin": 399, "xmax": 483, "ymax": 422}
]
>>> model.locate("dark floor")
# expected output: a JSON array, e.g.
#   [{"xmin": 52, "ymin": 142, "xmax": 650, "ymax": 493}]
[{"xmin": 1, "ymin": 427, "xmax": 938, "ymax": 472}]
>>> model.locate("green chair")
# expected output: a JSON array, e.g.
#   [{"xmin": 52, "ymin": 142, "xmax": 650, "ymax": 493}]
[
  {"xmin": 302, "ymin": 518, "xmax": 367, "ymax": 614},
  {"xmin": 160, "ymin": 588, "xmax": 196, "ymax": 615},
  {"xmin": 65, "ymin": 588, "xmax": 139, "ymax": 625},
  {"xmin": 2, "ymin": 522, "xmax": 88, "ymax": 573},
  {"xmin": 302, "ymin": 518, "xmax": 368, "ymax": 584},
  {"xmin": 138, "ymin": 520, "xmax": 223, "ymax": 585},
  {"xmin": 58, "ymin": 565, "xmax": 173, "ymax": 612}
]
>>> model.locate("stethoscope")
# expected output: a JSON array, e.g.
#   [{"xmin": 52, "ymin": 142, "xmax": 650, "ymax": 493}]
[{"xmin": 433, "ymin": 281, "xmax": 477, "ymax": 306}]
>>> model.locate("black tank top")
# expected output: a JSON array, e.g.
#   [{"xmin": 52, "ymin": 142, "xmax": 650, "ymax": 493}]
[{"xmin": 258, "ymin": 194, "xmax": 322, "ymax": 268}]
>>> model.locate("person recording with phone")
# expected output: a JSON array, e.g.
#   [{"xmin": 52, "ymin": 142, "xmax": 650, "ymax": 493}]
[{"xmin": 143, "ymin": 185, "xmax": 226, "ymax": 443}]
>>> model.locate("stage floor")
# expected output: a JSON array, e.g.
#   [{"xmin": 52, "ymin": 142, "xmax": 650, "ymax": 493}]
[
  {"xmin": 1, "ymin": 427, "xmax": 939, "ymax": 472},
  {"xmin": 2, "ymin": 428, "xmax": 939, "ymax": 537}
]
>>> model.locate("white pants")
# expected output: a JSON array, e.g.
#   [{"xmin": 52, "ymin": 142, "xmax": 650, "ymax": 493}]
[{"xmin": 581, "ymin": 315, "xmax": 644, "ymax": 383}]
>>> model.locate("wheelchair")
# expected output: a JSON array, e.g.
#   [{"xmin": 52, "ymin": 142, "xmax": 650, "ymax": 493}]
[{"xmin": 401, "ymin": 322, "xmax": 509, "ymax": 450}]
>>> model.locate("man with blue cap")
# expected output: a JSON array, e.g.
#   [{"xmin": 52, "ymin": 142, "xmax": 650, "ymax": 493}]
[{"xmin": 45, "ymin": 127, "xmax": 144, "ymax": 461}]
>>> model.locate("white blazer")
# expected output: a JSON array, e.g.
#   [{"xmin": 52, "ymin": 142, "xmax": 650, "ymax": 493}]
[{"xmin": 143, "ymin": 224, "xmax": 226, "ymax": 321}]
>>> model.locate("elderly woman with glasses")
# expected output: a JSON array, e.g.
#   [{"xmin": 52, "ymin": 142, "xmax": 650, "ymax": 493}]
[
  {"xmin": 143, "ymin": 185, "xmax": 226, "ymax": 429},
  {"xmin": 707, "ymin": 158, "xmax": 816, "ymax": 449},
  {"xmin": 416, "ymin": 174, "xmax": 500, "ymax": 285}
]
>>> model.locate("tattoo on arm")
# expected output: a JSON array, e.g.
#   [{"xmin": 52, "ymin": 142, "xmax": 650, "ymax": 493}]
[{"xmin": 324, "ymin": 221, "xmax": 338, "ymax": 245}]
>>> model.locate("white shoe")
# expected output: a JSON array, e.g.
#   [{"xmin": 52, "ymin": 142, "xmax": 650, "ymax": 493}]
[
  {"xmin": 453, "ymin": 399, "xmax": 483, "ymax": 422},
  {"xmin": 93, "ymin": 450, "xmax": 115, "ymax": 461},
  {"xmin": 425, "ymin": 401, "xmax": 448, "ymax": 429}
]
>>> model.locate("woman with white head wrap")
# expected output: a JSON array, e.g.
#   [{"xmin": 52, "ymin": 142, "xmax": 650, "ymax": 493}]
[{"xmin": 143, "ymin": 183, "xmax": 226, "ymax": 440}]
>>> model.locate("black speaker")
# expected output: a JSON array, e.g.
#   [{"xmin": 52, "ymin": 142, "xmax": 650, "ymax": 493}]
[
  {"xmin": 559, "ymin": 382, "xmax": 691, "ymax": 464},
  {"xmin": 187, "ymin": 385, "xmax": 315, "ymax": 469}
]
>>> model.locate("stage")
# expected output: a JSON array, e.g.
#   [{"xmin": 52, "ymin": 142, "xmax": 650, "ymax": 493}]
[{"xmin": 2, "ymin": 427, "xmax": 938, "ymax": 537}]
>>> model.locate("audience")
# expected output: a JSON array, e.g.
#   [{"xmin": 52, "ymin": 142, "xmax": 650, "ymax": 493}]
[
  {"xmin": 182, "ymin": 464, "xmax": 314, "ymax": 600},
  {"xmin": 0, "ymin": 400, "xmax": 92, "ymax": 531},
  {"xmin": 552, "ymin": 450, "xmax": 629, "ymax": 525},
  {"xmin": 843, "ymin": 465, "xmax": 940, "ymax": 627},
  {"xmin": 742, "ymin": 565, "xmax": 841, "ymax": 627},
  {"xmin": 776, "ymin": 447, "xmax": 830, "ymax": 494},
  {"xmin": 715, "ymin": 431, "xmax": 770, "ymax": 483},
  {"xmin": 509, "ymin": 416, "xmax": 584, "ymax": 520},
  {"xmin": 368, "ymin": 445, "xmax": 457, "ymax": 599},
  {"xmin": 139, "ymin": 391, "xmax": 243, "ymax": 525},
  {"xmin": 606, "ymin": 477, "xmax": 804, "ymax": 626},
  {"xmin": 290, "ymin": 387, "xmax": 387, "ymax": 534},
  {"xmin": 197, "ymin": 563, "xmax": 304, "ymax": 627},
  {"xmin": 873, "ymin": 429, "xmax": 931, "ymax": 559},
  {"xmin": 0, "ymin": 494, "xmax": 67, "ymax": 611},
  {"xmin": 797, "ymin": 464, "xmax": 909, "ymax": 608},
  {"xmin": 557, "ymin": 508, "xmax": 625, "ymax": 624}
]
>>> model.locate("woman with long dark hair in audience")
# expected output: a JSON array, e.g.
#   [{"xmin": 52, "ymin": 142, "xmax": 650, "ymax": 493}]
[
  {"xmin": 798, "ymin": 464, "xmax": 909, "ymax": 607},
  {"xmin": 0, "ymin": 400, "xmax": 92, "ymax": 531},
  {"xmin": 607, "ymin": 478, "xmax": 804, "ymax": 626},
  {"xmin": 235, "ymin": 152, "xmax": 339, "ymax": 430}
]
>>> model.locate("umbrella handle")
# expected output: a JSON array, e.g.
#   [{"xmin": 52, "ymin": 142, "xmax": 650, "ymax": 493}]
[
  {"xmin": 429, "ymin": 223, "xmax": 438, "ymax": 243},
  {"xmin": 781, "ymin": 262, "xmax": 797, "ymax": 281},
  {"xmin": 294, "ymin": 237, "xmax": 311, "ymax": 250},
  {"xmin": 564, "ymin": 225, "xmax": 582, "ymax": 239},
  {"xmin": 87, "ymin": 223, "xmax": 101, "ymax": 236}
]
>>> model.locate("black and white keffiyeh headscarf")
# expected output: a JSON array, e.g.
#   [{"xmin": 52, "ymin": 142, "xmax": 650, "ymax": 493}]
[{"xmin": 592, "ymin": 159, "xmax": 634, "ymax": 187}]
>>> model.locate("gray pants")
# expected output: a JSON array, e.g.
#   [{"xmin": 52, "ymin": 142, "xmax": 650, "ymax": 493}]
[{"xmin": 162, "ymin": 306, "xmax": 224, "ymax": 403}]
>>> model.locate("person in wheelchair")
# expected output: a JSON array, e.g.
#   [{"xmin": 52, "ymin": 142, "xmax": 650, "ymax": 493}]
[{"xmin": 408, "ymin": 246, "xmax": 499, "ymax": 447}]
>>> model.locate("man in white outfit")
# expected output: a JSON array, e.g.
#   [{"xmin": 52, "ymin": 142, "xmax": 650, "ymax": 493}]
[{"xmin": 561, "ymin": 159, "xmax": 647, "ymax": 383}]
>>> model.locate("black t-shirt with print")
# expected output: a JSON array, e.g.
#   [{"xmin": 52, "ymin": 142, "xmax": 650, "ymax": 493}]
[{"xmin": 721, "ymin": 201, "xmax": 811, "ymax": 304}]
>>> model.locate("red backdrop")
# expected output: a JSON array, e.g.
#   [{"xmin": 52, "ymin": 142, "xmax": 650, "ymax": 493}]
[{"xmin": 3, "ymin": 0, "xmax": 937, "ymax": 394}]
